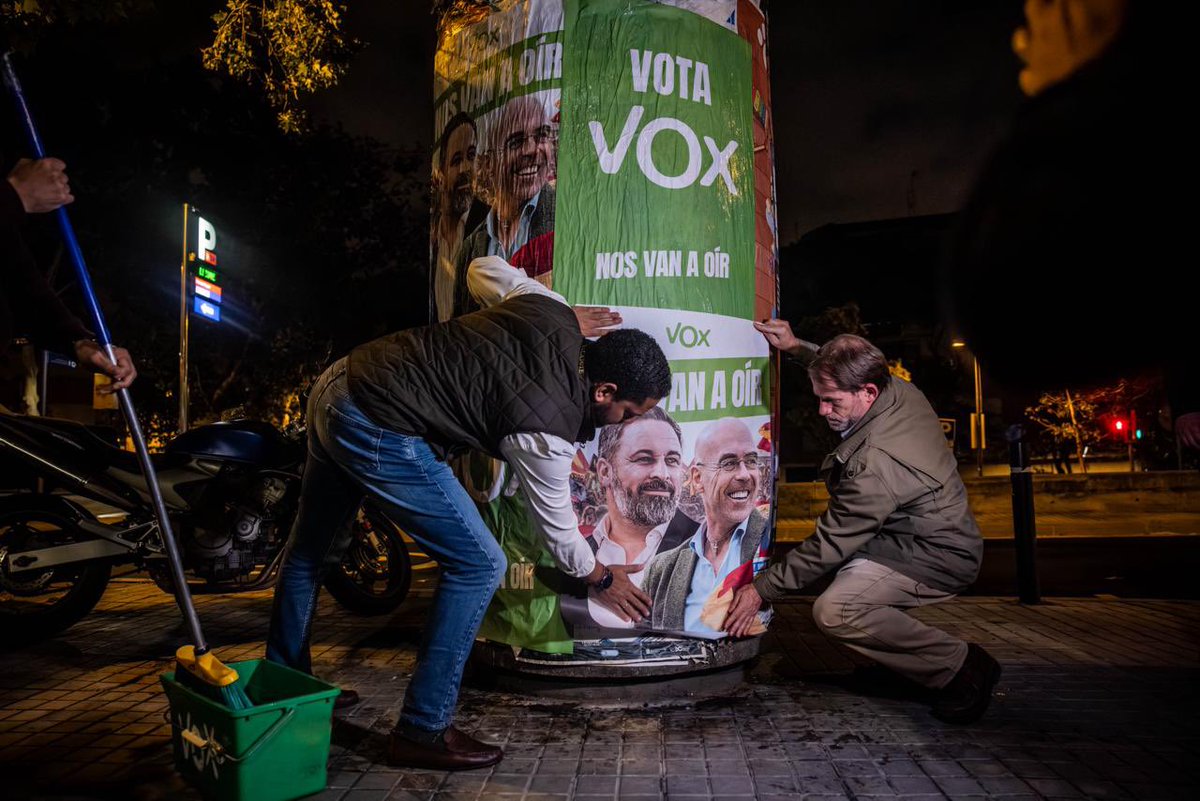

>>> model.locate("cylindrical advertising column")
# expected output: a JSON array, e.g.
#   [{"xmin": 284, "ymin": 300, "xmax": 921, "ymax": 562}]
[{"xmin": 430, "ymin": 0, "xmax": 779, "ymax": 673}]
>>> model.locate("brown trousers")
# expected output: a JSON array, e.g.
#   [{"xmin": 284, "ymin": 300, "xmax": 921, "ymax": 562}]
[{"xmin": 813, "ymin": 558, "xmax": 969, "ymax": 689}]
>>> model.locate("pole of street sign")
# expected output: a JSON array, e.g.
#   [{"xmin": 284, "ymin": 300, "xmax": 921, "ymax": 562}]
[
  {"xmin": 1128, "ymin": 408, "xmax": 1137, "ymax": 473},
  {"xmin": 973, "ymin": 356, "xmax": 985, "ymax": 478},
  {"xmin": 179, "ymin": 203, "xmax": 190, "ymax": 434},
  {"xmin": 953, "ymin": 341, "xmax": 985, "ymax": 477}
]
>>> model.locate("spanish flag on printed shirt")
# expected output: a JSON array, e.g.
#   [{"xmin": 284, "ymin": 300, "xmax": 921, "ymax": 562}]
[
  {"xmin": 717, "ymin": 527, "xmax": 773, "ymax": 594},
  {"xmin": 571, "ymin": 448, "xmax": 591, "ymax": 478},
  {"xmin": 756, "ymin": 421, "xmax": 772, "ymax": 516}
]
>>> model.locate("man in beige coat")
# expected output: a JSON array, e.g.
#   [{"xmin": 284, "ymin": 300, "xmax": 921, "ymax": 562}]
[{"xmin": 726, "ymin": 328, "xmax": 1000, "ymax": 724}]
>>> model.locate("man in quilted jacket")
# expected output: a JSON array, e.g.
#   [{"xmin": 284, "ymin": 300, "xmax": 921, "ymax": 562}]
[
  {"xmin": 266, "ymin": 256, "xmax": 670, "ymax": 770},
  {"xmin": 726, "ymin": 326, "xmax": 999, "ymax": 725}
]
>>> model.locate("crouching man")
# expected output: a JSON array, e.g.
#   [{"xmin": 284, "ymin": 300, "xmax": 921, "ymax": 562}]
[{"xmin": 726, "ymin": 327, "xmax": 1000, "ymax": 724}]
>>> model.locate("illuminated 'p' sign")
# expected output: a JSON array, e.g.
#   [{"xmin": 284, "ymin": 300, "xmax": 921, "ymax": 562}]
[{"xmin": 197, "ymin": 217, "xmax": 217, "ymax": 266}]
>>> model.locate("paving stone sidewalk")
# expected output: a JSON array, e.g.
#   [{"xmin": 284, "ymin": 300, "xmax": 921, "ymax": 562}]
[{"xmin": 1, "ymin": 576, "xmax": 1197, "ymax": 801}]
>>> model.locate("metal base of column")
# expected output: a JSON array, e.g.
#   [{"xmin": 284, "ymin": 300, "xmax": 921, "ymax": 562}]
[{"xmin": 467, "ymin": 637, "xmax": 761, "ymax": 705}]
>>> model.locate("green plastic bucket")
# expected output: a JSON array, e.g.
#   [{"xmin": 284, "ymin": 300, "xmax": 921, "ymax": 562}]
[{"xmin": 161, "ymin": 659, "xmax": 340, "ymax": 801}]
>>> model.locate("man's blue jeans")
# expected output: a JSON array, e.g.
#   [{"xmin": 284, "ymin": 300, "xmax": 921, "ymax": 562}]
[{"xmin": 266, "ymin": 359, "xmax": 506, "ymax": 734}]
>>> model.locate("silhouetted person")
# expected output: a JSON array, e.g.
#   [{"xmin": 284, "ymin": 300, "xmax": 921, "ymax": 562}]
[{"xmin": 949, "ymin": 1, "xmax": 1188, "ymax": 444}]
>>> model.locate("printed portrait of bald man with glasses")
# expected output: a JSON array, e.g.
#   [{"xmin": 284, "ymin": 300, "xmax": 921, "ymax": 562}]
[{"xmin": 639, "ymin": 417, "xmax": 770, "ymax": 635}]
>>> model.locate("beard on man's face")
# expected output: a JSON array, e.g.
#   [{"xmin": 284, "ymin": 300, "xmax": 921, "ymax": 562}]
[
  {"xmin": 611, "ymin": 474, "xmax": 677, "ymax": 528},
  {"xmin": 448, "ymin": 176, "xmax": 473, "ymax": 217}
]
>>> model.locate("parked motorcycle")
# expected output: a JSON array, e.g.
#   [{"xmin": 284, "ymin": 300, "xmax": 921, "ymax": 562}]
[{"xmin": 0, "ymin": 412, "xmax": 412, "ymax": 646}]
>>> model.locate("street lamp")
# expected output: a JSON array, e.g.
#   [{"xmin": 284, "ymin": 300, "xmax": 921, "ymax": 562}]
[{"xmin": 953, "ymin": 340, "xmax": 985, "ymax": 478}]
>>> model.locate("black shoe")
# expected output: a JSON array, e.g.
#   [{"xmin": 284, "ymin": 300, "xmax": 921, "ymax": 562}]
[
  {"xmin": 931, "ymin": 643, "xmax": 1001, "ymax": 724},
  {"xmin": 334, "ymin": 688, "xmax": 361, "ymax": 711},
  {"xmin": 387, "ymin": 725, "xmax": 503, "ymax": 771}
]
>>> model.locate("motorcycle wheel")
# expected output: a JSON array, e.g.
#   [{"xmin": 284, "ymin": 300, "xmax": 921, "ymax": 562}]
[
  {"xmin": 323, "ymin": 504, "xmax": 412, "ymax": 616},
  {"xmin": 0, "ymin": 499, "xmax": 113, "ymax": 647}
]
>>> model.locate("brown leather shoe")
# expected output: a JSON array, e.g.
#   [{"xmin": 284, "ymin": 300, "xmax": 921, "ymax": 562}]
[{"xmin": 386, "ymin": 725, "xmax": 503, "ymax": 771}]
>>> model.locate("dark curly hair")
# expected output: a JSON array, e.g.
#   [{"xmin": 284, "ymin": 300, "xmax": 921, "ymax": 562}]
[{"xmin": 586, "ymin": 328, "xmax": 671, "ymax": 403}]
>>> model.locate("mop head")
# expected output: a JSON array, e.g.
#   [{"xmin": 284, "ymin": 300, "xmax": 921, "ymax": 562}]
[{"xmin": 175, "ymin": 645, "xmax": 253, "ymax": 710}]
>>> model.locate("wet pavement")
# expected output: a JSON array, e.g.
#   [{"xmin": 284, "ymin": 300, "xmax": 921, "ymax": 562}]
[{"xmin": 1, "ymin": 575, "xmax": 1197, "ymax": 800}]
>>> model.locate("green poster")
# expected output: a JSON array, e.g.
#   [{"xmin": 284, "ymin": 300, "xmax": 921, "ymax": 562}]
[{"xmin": 555, "ymin": 0, "xmax": 755, "ymax": 319}]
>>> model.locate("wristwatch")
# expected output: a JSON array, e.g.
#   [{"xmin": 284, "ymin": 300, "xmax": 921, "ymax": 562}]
[{"xmin": 592, "ymin": 565, "xmax": 614, "ymax": 591}]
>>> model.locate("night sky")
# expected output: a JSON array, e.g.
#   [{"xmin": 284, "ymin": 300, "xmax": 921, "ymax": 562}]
[{"xmin": 309, "ymin": 0, "xmax": 1027, "ymax": 244}]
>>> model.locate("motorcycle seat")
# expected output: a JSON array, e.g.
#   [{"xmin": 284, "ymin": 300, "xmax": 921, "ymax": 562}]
[{"xmin": 0, "ymin": 412, "xmax": 188, "ymax": 474}]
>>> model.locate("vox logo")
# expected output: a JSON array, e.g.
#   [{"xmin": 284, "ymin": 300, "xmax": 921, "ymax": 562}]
[
  {"xmin": 666, "ymin": 322, "xmax": 711, "ymax": 348},
  {"xmin": 590, "ymin": 106, "xmax": 738, "ymax": 194}
]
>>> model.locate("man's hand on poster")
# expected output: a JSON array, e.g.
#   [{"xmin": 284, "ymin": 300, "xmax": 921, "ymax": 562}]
[
  {"xmin": 723, "ymin": 583, "xmax": 766, "ymax": 638},
  {"xmin": 753, "ymin": 318, "xmax": 818, "ymax": 358},
  {"xmin": 701, "ymin": 583, "xmax": 767, "ymax": 637},
  {"xmin": 573, "ymin": 305, "xmax": 622, "ymax": 338},
  {"xmin": 590, "ymin": 563, "xmax": 651, "ymax": 623},
  {"xmin": 74, "ymin": 340, "xmax": 137, "ymax": 392}
]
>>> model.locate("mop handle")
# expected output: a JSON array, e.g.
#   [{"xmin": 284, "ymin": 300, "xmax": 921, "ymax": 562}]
[{"xmin": 1, "ymin": 52, "xmax": 209, "ymax": 654}]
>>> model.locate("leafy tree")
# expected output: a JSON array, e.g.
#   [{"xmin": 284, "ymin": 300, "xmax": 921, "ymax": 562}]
[
  {"xmin": 5, "ymin": 1, "xmax": 358, "ymax": 133},
  {"xmin": 203, "ymin": 0, "xmax": 357, "ymax": 133},
  {"xmin": 1025, "ymin": 388, "xmax": 1100, "ymax": 472},
  {"xmin": 1025, "ymin": 377, "xmax": 1160, "ymax": 472}
]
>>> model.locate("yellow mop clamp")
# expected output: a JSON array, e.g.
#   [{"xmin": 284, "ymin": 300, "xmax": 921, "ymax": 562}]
[{"xmin": 176, "ymin": 645, "xmax": 241, "ymax": 689}]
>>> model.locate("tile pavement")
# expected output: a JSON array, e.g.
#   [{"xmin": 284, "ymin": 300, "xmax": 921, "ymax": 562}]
[{"xmin": 1, "ymin": 574, "xmax": 1197, "ymax": 800}]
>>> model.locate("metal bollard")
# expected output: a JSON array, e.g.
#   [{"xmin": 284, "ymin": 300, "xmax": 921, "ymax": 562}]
[{"xmin": 1006, "ymin": 424, "xmax": 1041, "ymax": 603}]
